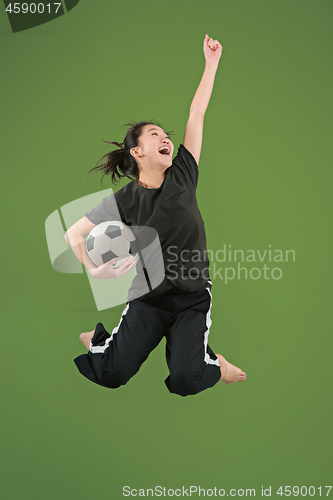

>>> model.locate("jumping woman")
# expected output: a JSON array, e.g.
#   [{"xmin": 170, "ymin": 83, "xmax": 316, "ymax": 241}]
[{"xmin": 65, "ymin": 34, "xmax": 246, "ymax": 396}]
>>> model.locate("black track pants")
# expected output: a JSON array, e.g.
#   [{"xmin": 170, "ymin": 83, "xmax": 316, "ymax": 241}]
[{"xmin": 74, "ymin": 286, "xmax": 221, "ymax": 397}]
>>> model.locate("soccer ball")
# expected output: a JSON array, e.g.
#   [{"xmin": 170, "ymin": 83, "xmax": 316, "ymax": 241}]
[{"xmin": 86, "ymin": 221, "xmax": 138, "ymax": 268}]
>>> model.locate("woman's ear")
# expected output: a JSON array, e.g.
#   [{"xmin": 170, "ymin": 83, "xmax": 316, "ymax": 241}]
[
  {"xmin": 130, "ymin": 147, "xmax": 137, "ymax": 158},
  {"xmin": 131, "ymin": 146, "xmax": 142, "ymax": 158}
]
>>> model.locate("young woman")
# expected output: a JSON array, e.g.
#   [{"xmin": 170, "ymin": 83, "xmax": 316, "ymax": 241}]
[{"xmin": 65, "ymin": 34, "xmax": 246, "ymax": 396}]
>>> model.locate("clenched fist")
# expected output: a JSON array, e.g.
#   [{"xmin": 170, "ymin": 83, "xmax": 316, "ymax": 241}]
[{"xmin": 204, "ymin": 34, "xmax": 222, "ymax": 64}]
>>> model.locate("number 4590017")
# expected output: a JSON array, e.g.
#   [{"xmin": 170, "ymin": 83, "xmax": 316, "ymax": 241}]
[
  {"xmin": 277, "ymin": 486, "xmax": 332, "ymax": 496},
  {"xmin": 6, "ymin": 3, "xmax": 62, "ymax": 14}
]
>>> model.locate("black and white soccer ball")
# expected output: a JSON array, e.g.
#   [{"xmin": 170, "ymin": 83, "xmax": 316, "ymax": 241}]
[{"xmin": 86, "ymin": 221, "xmax": 138, "ymax": 268}]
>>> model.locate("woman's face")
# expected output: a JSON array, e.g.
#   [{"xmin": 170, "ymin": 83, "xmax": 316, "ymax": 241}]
[{"xmin": 130, "ymin": 124, "xmax": 174, "ymax": 169}]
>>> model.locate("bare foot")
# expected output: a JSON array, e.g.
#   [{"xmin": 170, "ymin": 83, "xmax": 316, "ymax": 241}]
[
  {"xmin": 216, "ymin": 354, "xmax": 246, "ymax": 384},
  {"xmin": 79, "ymin": 330, "xmax": 95, "ymax": 350}
]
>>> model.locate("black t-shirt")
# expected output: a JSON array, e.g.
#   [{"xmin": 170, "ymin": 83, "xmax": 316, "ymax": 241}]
[{"xmin": 85, "ymin": 144, "xmax": 211, "ymax": 300}]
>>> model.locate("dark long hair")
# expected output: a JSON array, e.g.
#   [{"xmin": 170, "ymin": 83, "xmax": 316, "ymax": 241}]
[{"xmin": 88, "ymin": 120, "xmax": 172, "ymax": 186}]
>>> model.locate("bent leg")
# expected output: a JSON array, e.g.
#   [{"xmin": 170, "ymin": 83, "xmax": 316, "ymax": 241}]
[
  {"xmin": 164, "ymin": 288, "xmax": 221, "ymax": 397},
  {"xmin": 74, "ymin": 299, "xmax": 169, "ymax": 389}
]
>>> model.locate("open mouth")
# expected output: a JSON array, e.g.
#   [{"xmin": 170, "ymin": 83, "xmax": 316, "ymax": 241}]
[{"xmin": 158, "ymin": 146, "xmax": 170, "ymax": 156}]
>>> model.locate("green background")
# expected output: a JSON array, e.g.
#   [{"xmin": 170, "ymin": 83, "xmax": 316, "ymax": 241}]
[{"xmin": 1, "ymin": 0, "xmax": 332, "ymax": 498}]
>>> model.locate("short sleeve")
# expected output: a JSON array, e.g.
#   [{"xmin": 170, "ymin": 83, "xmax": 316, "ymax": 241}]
[
  {"xmin": 172, "ymin": 144, "xmax": 199, "ymax": 188},
  {"xmin": 85, "ymin": 192, "xmax": 122, "ymax": 225}
]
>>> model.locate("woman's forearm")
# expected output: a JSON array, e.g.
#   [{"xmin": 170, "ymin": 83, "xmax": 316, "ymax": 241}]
[
  {"xmin": 190, "ymin": 60, "xmax": 219, "ymax": 116},
  {"xmin": 65, "ymin": 231, "xmax": 98, "ymax": 274}
]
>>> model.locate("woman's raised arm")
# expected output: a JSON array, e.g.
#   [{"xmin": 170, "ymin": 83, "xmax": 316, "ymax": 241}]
[{"xmin": 183, "ymin": 34, "xmax": 222, "ymax": 165}]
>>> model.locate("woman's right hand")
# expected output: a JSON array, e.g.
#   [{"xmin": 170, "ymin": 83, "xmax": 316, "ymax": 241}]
[{"xmin": 89, "ymin": 256, "xmax": 137, "ymax": 279}]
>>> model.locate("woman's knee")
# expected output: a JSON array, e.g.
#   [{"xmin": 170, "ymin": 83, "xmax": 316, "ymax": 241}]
[
  {"xmin": 99, "ymin": 364, "xmax": 136, "ymax": 388},
  {"xmin": 168, "ymin": 368, "xmax": 200, "ymax": 396}
]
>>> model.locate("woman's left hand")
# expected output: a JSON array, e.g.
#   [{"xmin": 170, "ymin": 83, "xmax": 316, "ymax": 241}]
[{"xmin": 203, "ymin": 34, "xmax": 222, "ymax": 64}]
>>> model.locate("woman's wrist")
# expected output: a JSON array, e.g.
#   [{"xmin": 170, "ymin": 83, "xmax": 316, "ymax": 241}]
[
  {"xmin": 88, "ymin": 266, "xmax": 98, "ymax": 278},
  {"xmin": 205, "ymin": 59, "xmax": 219, "ymax": 71}
]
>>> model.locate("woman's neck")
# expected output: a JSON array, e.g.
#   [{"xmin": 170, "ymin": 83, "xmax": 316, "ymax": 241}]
[{"xmin": 137, "ymin": 171, "xmax": 166, "ymax": 189}]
